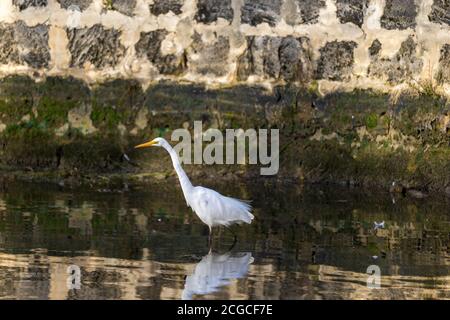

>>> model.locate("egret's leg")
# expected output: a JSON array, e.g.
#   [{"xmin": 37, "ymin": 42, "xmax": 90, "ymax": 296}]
[
  {"xmin": 226, "ymin": 229, "xmax": 237, "ymax": 251},
  {"xmin": 225, "ymin": 226, "xmax": 237, "ymax": 246},
  {"xmin": 208, "ymin": 225, "xmax": 212, "ymax": 246}
]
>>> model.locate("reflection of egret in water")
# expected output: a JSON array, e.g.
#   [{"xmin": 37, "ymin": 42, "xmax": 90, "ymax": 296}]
[{"xmin": 182, "ymin": 252, "xmax": 254, "ymax": 300}]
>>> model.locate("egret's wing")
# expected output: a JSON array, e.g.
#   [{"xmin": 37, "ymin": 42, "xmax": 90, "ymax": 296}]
[{"xmin": 192, "ymin": 187, "xmax": 254, "ymax": 226}]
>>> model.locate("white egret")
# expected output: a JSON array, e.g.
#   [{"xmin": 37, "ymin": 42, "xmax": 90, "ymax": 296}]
[{"xmin": 135, "ymin": 137, "xmax": 254, "ymax": 242}]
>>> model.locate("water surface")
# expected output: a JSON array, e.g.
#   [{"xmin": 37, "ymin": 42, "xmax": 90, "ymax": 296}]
[{"xmin": 0, "ymin": 179, "xmax": 449, "ymax": 300}]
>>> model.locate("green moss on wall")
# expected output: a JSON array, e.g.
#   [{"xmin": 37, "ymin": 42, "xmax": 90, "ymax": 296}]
[{"xmin": 0, "ymin": 77, "xmax": 447, "ymax": 193}]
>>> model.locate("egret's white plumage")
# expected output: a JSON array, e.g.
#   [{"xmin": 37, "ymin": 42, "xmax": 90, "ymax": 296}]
[{"xmin": 135, "ymin": 138, "xmax": 254, "ymax": 235}]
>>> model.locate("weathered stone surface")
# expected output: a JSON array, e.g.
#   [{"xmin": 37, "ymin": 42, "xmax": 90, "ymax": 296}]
[
  {"xmin": 0, "ymin": 25, "xmax": 20, "ymax": 66},
  {"xmin": 195, "ymin": 0, "xmax": 233, "ymax": 24},
  {"xmin": 368, "ymin": 39, "xmax": 382, "ymax": 57},
  {"xmin": 14, "ymin": 22, "xmax": 50, "ymax": 68},
  {"xmin": 57, "ymin": 0, "xmax": 92, "ymax": 11},
  {"xmin": 13, "ymin": 0, "xmax": 47, "ymax": 11},
  {"xmin": 239, "ymin": 37, "xmax": 280, "ymax": 80},
  {"xmin": 188, "ymin": 33, "xmax": 230, "ymax": 76},
  {"xmin": 282, "ymin": 0, "xmax": 299, "ymax": 25},
  {"xmin": 0, "ymin": 22, "xmax": 50, "ymax": 68},
  {"xmin": 297, "ymin": 0, "xmax": 325, "ymax": 25},
  {"xmin": 380, "ymin": 0, "xmax": 417, "ymax": 30},
  {"xmin": 316, "ymin": 41, "xmax": 357, "ymax": 81},
  {"xmin": 150, "ymin": 0, "xmax": 183, "ymax": 15},
  {"xmin": 106, "ymin": 0, "xmax": 136, "ymax": 16},
  {"xmin": 436, "ymin": 44, "xmax": 450, "ymax": 83},
  {"xmin": 304, "ymin": 0, "xmax": 325, "ymax": 24},
  {"xmin": 67, "ymin": 24, "xmax": 125, "ymax": 69},
  {"xmin": 283, "ymin": 0, "xmax": 325, "ymax": 25},
  {"xmin": 279, "ymin": 37, "xmax": 312, "ymax": 81},
  {"xmin": 238, "ymin": 36, "xmax": 313, "ymax": 83},
  {"xmin": 135, "ymin": 30, "xmax": 185, "ymax": 75},
  {"xmin": 336, "ymin": 0, "xmax": 368, "ymax": 27},
  {"xmin": 368, "ymin": 36, "xmax": 423, "ymax": 83},
  {"xmin": 241, "ymin": 0, "xmax": 282, "ymax": 27},
  {"xmin": 429, "ymin": 0, "xmax": 450, "ymax": 25}
]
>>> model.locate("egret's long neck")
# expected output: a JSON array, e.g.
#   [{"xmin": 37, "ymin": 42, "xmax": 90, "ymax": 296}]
[{"xmin": 163, "ymin": 143, "xmax": 193, "ymax": 202}]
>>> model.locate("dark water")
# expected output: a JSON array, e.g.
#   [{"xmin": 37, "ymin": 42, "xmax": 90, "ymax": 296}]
[{"xmin": 0, "ymin": 179, "xmax": 449, "ymax": 300}]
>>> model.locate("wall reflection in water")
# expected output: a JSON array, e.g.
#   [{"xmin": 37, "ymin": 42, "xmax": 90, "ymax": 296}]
[{"xmin": 0, "ymin": 179, "xmax": 449, "ymax": 299}]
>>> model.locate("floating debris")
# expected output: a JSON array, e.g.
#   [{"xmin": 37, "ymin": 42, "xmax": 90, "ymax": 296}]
[{"xmin": 374, "ymin": 221, "xmax": 385, "ymax": 230}]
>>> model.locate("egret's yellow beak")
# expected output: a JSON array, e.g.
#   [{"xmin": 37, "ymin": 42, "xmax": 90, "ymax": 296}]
[{"xmin": 134, "ymin": 139, "xmax": 157, "ymax": 149}]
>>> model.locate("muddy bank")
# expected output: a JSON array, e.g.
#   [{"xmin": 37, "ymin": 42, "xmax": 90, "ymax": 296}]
[{"xmin": 0, "ymin": 76, "xmax": 448, "ymax": 196}]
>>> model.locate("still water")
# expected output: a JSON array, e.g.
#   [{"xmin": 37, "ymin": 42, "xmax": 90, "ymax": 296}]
[{"xmin": 0, "ymin": 178, "xmax": 449, "ymax": 300}]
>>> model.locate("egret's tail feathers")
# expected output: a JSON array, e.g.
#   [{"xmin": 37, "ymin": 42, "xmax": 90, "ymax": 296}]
[{"xmin": 225, "ymin": 196, "xmax": 254, "ymax": 224}]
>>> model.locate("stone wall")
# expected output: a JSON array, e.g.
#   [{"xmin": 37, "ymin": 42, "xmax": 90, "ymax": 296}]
[
  {"xmin": 0, "ymin": 0, "xmax": 448, "ymax": 195},
  {"xmin": 0, "ymin": 0, "xmax": 450, "ymax": 93}
]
